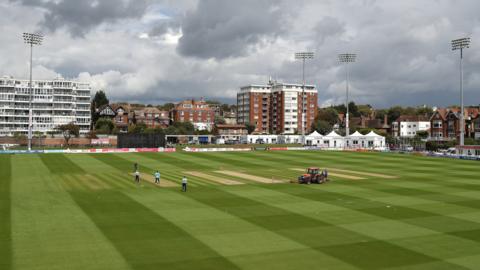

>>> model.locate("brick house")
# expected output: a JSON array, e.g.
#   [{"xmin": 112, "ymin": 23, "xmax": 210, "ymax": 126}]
[
  {"xmin": 171, "ymin": 99, "xmax": 215, "ymax": 131},
  {"xmin": 429, "ymin": 107, "xmax": 479, "ymax": 141},
  {"xmin": 473, "ymin": 114, "xmax": 480, "ymax": 140},
  {"xmin": 109, "ymin": 104, "xmax": 130, "ymax": 132},
  {"xmin": 132, "ymin": 107, "xmax": 169, "ymax": 128}
]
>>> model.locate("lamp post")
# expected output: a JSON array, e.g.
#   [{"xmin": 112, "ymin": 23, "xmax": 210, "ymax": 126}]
[
  {"xmin": 23, "ymin": 33, "xmax": 43, "ymax": 151},
  {"xmin": 295, "ymin": 52, "xmax": 314, "ymax": 144},
  {"xmin": 451, "ymin": 37, "xmax": 470, "ymax": 146},
  {"xmin": 338, "ymin": 53, "xmax": 356, "ymax": 137}
]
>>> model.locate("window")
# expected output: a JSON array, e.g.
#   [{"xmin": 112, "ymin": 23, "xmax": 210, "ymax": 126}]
[{"xmin": 433, "ymin": 121, "xmax": 442, "ymax": 128}]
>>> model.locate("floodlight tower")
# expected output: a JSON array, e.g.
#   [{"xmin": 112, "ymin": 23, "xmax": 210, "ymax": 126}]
[
  {"xmin": 295, "ymin": 52, "xmax": 314, "ymax": 144},
  {"xmin": 338, "ymin": 53, "xmax": 356, "ymax": 137},
  {"xmin": 23, "ymin": 32, "xmax": 43, "ymax": 151},
  {"xmin": 451, "ymin": 37, "xmax": 470, "ymax": 146}
]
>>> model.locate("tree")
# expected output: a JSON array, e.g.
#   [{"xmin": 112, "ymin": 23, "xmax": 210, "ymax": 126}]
[
  {"xmin": 56, "ymin": 123, "xmax": 80, "ymax": 146},
  {"xmin": 95, "ymin": 117, "xmax": 115, "ymax": 134},
  {"xmin": 416, "ymin": 106, "xmax": 433, "ymax": 116},
  {"xmin": 92, "ymin": 90, "xmax": 109, "ymax": 108},
  {"xmin": 158, "ymin": 103, "xmax": 175, "ymax": 111},
  {"xmin": 214, "ymin": 115, "xmax": 226, "ymax": 125},
  {"xmin": 316, "ymin": 107, "xmax": 338, "ymax": 125},
  {"xmin": 91, "ymin": 90, "xmax": 110, "ymax": 129},
  {"xmin": 245, "ymin": 123, "xmax": 256, "ymax": 134},
  {"xmin": 173, "ymin": 122, "xmax": 195, "ymax": 135},
  {"xmin": 357, "ymin": 104, "xmax": 373, "ymax": 117},
  {"xmin": 348, "ymin": 102, "xmax": 360, "ymax": 117},
  {"xmin": 387, "ymin": 106, "xmax": 404, "ymax": 123},
  {"xmin": 128, "ymin": 123, "xmax": 147, "ymax": 134},
  {"xmin": 312, "ymin": 120, "xmax": 332, "ymax": 135},
  {"xmin": 415, "ymin": 130, "xmax": 429, "ymax": 139},
  {"xmin": 375, "ymin": 109, "xmax": 388, "ymax": 120},
  {"xmin": 332, "ymin": 104, "xmax": 347, "ymax": 114}
]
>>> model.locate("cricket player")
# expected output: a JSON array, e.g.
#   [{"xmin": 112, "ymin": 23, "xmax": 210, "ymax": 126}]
[
  {"xmin": 182, "ymin": 176, "xmax": 187, "ymax": 192},
  {"xmin": 135, "ymin": 170, "xmax": 140, "ymax": 184},
  {"xmin": 154, "ymin": 171, "xmax": 161, "ymax": 184}
]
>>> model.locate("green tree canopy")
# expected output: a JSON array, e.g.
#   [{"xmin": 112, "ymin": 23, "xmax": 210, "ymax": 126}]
[
  {"xmin": 95, "ymin": 118, "xmax": 115, "ymax": 134},
  {"xmin": 56, "ymin": 123, "xmax": 80, "ymax": 146},
  {"xmin": 316, "ymin": 108, "xmax": 338, "ymax": 126},
  {"xmin": 312, "ymin": 120, "xmax": 333, "ymax": 135}
]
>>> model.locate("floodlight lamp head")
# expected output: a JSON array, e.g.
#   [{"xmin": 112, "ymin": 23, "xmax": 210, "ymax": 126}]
[
  {"xmin": 23, "ymin": 32, "xmax": 43, "ymax": 46},
  {"xmin": 295, "ymin": 52, "xmax": 315, "ymax": 59},
  {"xmin": 338, "ymin": 53, "xmax": 356, "ymax": 63},
  {"xmin": 451, "ymin": 37, "xmax": 470, "ymax": 51}
]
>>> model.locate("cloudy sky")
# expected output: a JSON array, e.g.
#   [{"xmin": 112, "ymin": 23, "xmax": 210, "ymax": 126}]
[{"xmin": 1, "ymin": 0, "xmax": 479, "ymax": 108}]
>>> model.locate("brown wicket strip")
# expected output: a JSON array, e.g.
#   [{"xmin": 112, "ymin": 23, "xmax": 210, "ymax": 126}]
[
  {"xmin": 214, "ymin": 170, "xmax": 285, "ymax": 184},
  {"xmin": 185, "ymin": 171, "xmax": 244, "ymax": 185},
  {"xmin": 329, "ymin": 168, "xmax": 398, "ymax": 179}
]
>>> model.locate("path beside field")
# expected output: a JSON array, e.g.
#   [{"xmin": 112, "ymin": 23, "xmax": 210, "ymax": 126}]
[
  {"xmin": 215, "ymin": 170, "xmax": 284, "ymax": 184},
  {"xmin": 185, "ymin": 171, "xmax": 244, "ymax": 185}
]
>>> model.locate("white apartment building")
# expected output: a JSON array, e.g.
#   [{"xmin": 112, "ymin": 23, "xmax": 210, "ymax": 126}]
[
  {"xmin": 271, "ymin": 83, "xmax": 317, "ymax": 134},
  {"xmin": 0, "ymin": 76, "xmax": 91, "ymax": 136},
  {"xmin": 391, "ymin": 115, "xmax": 430, "ymax": 138}
]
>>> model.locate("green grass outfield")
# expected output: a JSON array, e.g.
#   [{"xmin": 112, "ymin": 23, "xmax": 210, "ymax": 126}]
[{"xmin": 2, "ymin": 151, "xmax": 480, "ymax": 269}]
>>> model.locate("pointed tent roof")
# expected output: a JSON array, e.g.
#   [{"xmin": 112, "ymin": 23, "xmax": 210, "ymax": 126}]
[
  {"xmin": 308, "ymin": 131, "xmax": 323, "ymax": 137},
  {"xmin": 348, "ymin": 131, "xmax": 365, "ymax": 137},
  {"xmin": 325, "ymin": 131, "xmax": 342, "ymax": 138},
  {"xmin": 365, "ymin": 131, "xmax": 383, "ymax": 137}
]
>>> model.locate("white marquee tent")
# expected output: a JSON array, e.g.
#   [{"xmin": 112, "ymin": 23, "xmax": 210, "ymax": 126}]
[
  {"xmin": 323, "ymin": 131, "xmax": 345, "ymax": 148},
  {"xmin": 305, "ymin": 131, "xmax": 323, "ymax": 146}
]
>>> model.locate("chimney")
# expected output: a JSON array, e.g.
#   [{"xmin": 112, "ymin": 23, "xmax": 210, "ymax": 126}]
[{"xmin": 384, "ymin": 114, "xmax": 388, "ymax": 126}]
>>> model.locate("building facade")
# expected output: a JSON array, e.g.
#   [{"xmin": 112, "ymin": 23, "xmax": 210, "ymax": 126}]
[
  {"xmin": 391, "ymin": 115, "xmax": 430, "ymax": 138},
  {"xmin": 237, "ymin": 81, "xmax": 318, "ymax": 135},
  {"xmin": 429, "ymin": 107, "xmax": 479, "ymax": 141},
  {"xmin": 0, "ymin": 76, "xmax": 91, "ymax": 136},
  {"xmin": 171, "ymin": 99, "xmax": 215, "ymax": 131},
  {"xmin": 270, "ymin": 83, "xmax": 317, "ymax": 134},
  {"xmin": 237, "ymin": 85, "xmax": 271, "ymax": 133},
  {"xmin": 133, "ymin": 107, "xmax": 169, "ymax": 128},
  {"xmin": 214, "ymin": 124, "xmax": 247, "ymax": 141}
]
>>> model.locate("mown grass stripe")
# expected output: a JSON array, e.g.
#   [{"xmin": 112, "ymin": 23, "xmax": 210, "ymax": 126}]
[
  {"xmin": 39, "ymin": 154, "xmax": 85, "ymax": 174},
  {"xmin": 0, "ymin": 155, "xmax": 12, "ymax": 270},
  {"xmin": 273, "ymin": 184, "xmax": 480, "ymax": 234},
  {"xmin": 70, "ymin": 190, "xmax": 240, "ymax": 269},
  {"xmin": 95, "ymin": 173, "xmax": 128, "ymax": 190},
  {"xmin": 57, "ymin": 174, "xmax": 84, "ymax": 191},
  {"xmin": 108, "ymin": 172, "xmax": 138, "ymax": 188},
  {"xmin": 186, "ymin": 186, "xmax": 443, "ymax": 269},
  {"xmin": 69, "ymin": 174, "xmax": 93, "ymax": 191}
]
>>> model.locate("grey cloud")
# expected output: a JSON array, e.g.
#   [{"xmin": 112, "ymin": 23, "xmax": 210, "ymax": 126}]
[
  {"xmin": 11, "ymin": 0, "xmax": 148, "ymax": 37},
  {"xmin": 177, "ymin": 0, "xmax": 293, "ymax": 59},
  {"xmin": 313, "ymin": 16, "xmax": 345, "ymax": 45},
  {"xmin": 2, "ymin": 0, "xmax": 480, "ymax": 108}
]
